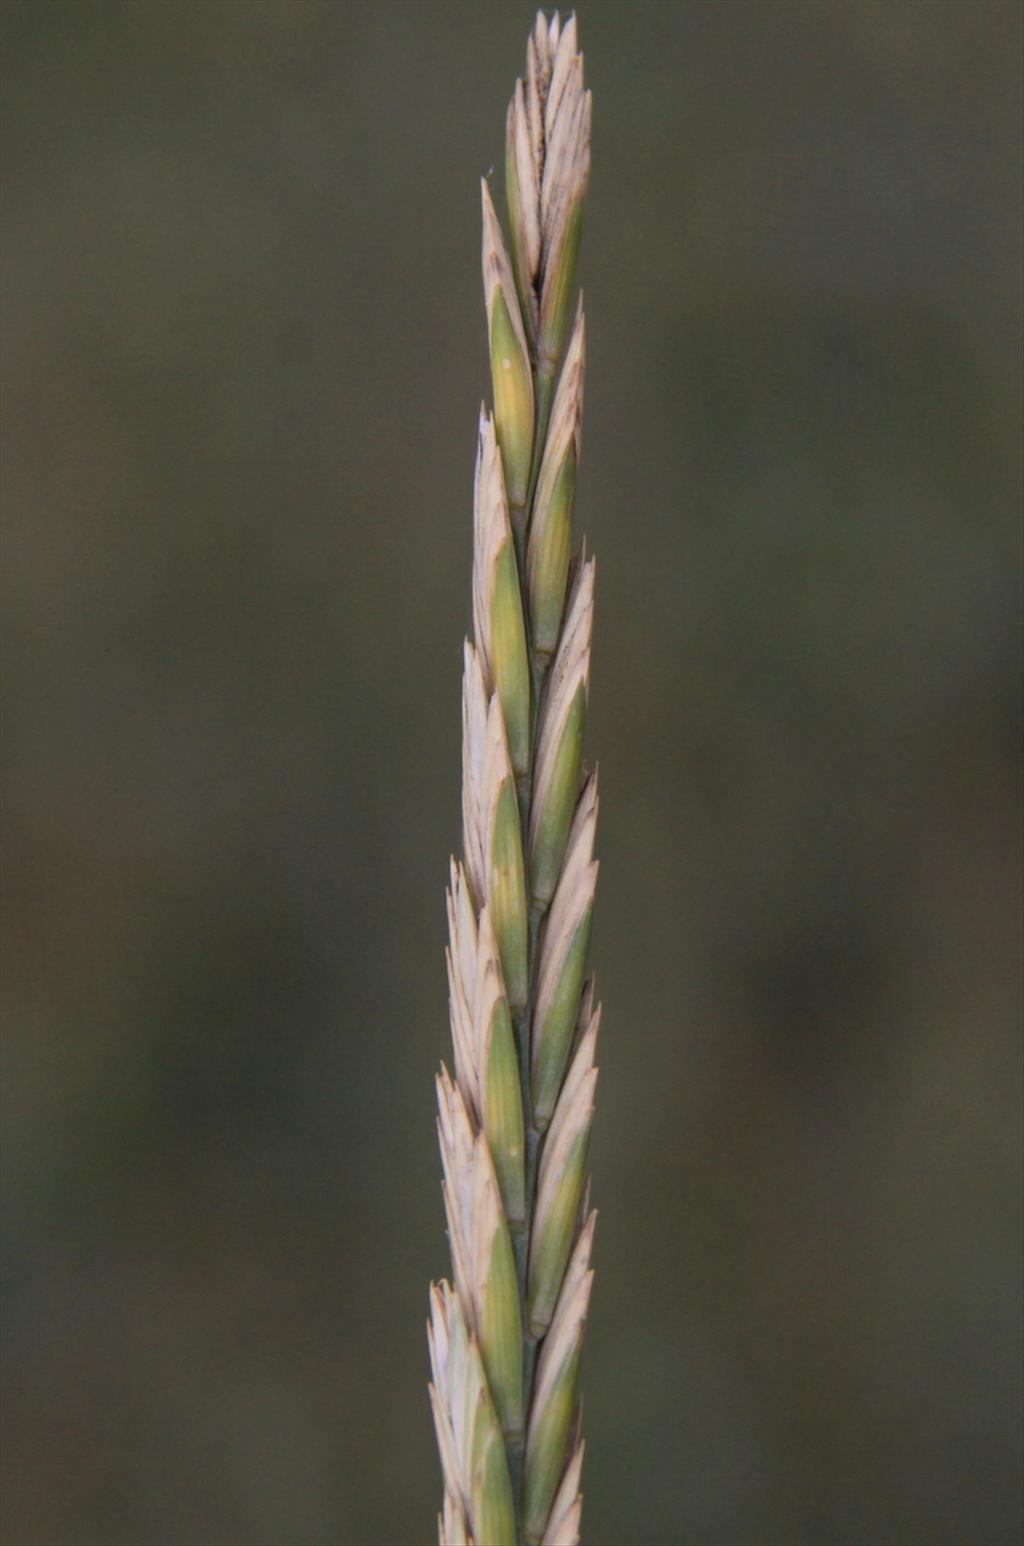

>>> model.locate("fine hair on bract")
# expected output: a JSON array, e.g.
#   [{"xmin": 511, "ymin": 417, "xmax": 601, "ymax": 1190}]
[{"xmin": 428, "ymin": 15, "xmax": 597, "ymax": 1546}]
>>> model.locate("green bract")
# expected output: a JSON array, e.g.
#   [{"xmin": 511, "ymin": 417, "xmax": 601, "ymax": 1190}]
[
  {"xmin": 528, "ymin": 1130, "xmax": 590, "ymax": 1334},
  {"xmin": 533, "ymin": 903, "xmax": 593, "ymax": 1127},
  {"xmin": 490, "ymin": 776, "xmax": 528, "ymax": 1011},
  {"xmin": 480, "ymin": 1219, "xmax": 524, "ymax": 1439},
  {"xmin": 489, "ymin": 288, "xmax": 534, "ymax": 513},
  {"xmin": 483, "ymin": 996, "xmax": 526, "ymax": 1227},
  {"xmin": 539, "ymin": 198, "xmax": 584, "ymax": 378},
  {"xmin": 490, "ymin": 537, "xmax": 531, "ymax": 780},
  {"xmin": 529, "ymin": 447, "xmax": 576, "ymax": 658},
  {"xmin": 530, "ymin": 683, "xmax": 586, "ymax": 909},
  {"xmin": 473, "ymin": 1405, "xmax": 517, "ymax": 1546},
  {"xmin": 523, "ymin": 1336, "xmax": 582, "ymax": 1541}
]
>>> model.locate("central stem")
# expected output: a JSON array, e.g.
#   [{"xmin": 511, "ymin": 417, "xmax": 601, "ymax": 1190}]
[
  {"xmin": 506, "ymin": 661, "xmax": 551, "ymax": 1540},
  {"xmin": 508, "ymin": 687, "xmax": 553, "ymax": 1546},
  {"xmin": 506, "ymin": 335, "xmax": 560, "ymax": 1546}
]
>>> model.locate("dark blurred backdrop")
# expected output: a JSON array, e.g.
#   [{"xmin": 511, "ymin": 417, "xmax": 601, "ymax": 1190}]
[{"xmin": 3, "ymin": 3, "xmax": 1022, "ymax": 1544}]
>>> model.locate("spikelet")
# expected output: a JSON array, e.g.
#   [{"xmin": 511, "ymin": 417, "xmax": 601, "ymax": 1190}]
[
  {"xmin": 473, "ymin": 410, "xmax": 532, "ymax": 778},
  {"xmin": 461, "ymin": 653, "xmax": 529, "ymax": 1010},
  {"xmin": 532, "ymin": 780, "xmax": 599, "ymax": 1126},
  {"xmin": 506, "ymin": 13, "xmax": 591, "ymax": 370},
  {"xmin": 438, "ymin": 1069, "xmax": 524, "ymax": 1438},
  {"xmin": 431, "ymin": 15, "xmax": 597, "ymax": 1545},
  {"xmin": 446, "ymin": 869, "xmax": 526, "ymax": 1226},
  {"xmin": 483, "ymin": 185, "xmax": 535, "ymax": 518},
  {"xmin": 542, "ymin": 1441, "xmax": 585, "ymax": 1546},
  {"xmin": 529, "ymin": 555, "xmax": 594, "ymax": 908},
  {"xmin": 527, "ymin": 306, "xmax": 585, "ymax": 658},
  {"xmin": 429, "ymin": 1281, "xmax": 517, "ymax": 1545},
  {"xmin": 528, "ymin": 1013, "xmax": 599, "ymax": 1333},
  {"xmin": 525, "ymin": 1216, "xmax": 596, "ymax": 1538}
]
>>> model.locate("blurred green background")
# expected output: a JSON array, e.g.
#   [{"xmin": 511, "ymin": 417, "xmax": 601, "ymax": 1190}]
[{"xmin": 3, "ymin": 2, "xmax": 1021, "ymax": 1543}]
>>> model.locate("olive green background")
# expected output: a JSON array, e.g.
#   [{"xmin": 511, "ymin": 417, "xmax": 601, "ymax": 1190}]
[{"xmin": 3, "ymin": 2, "xmax": 1021, "ymax": 1543}]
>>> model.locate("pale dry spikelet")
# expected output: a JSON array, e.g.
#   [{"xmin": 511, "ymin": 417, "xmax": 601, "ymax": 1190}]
[{"xmin": 430, "ymin": 15, "xmax": 597, "ymax": 1545}]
